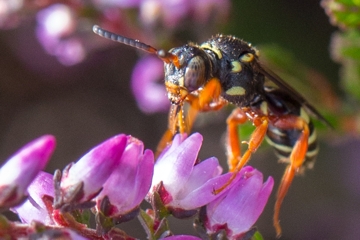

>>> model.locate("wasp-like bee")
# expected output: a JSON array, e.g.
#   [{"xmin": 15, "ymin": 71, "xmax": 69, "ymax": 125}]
[{"xmin": 93, "ymin": 25, "xmax": 331, "ymax": 237}]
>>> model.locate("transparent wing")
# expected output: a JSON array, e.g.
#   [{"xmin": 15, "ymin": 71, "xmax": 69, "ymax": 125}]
[{"xmin": 253, "ymin": 60, "xmax": 332, "ymax": 128}]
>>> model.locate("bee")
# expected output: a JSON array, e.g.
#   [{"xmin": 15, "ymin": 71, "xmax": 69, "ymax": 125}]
[{"xmin": 93, "ymin": 25, "xmax": 331, "ymax": 237}]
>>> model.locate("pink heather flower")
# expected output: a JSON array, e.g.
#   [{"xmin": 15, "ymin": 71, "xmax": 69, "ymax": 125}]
[
  {"xmin": 0, "ymin": 135, "xmax": 56, "ymax": 209},
  {"xmin": 131, "ymin": 56, "xmax": 170, "ymax": 113},
  {"xmin": 139, "ymin": 0, "xmax": 231, "ymax": 28},
  {"xmin": 12, "ymin": 171, "xmax": 55, "ymax": 225},
  {"xmin": 36, "ymin": 4, "xmax": 85, "ymax": 65},
  {"xmin": 53, "ymin": 37, "xmax": 86, "ymax": 66},
  {"xmin": 139, "ymin": 0, "xmax": 191, "ymax": 28},
  {"xmin": 96, "ymin": 136, "xmax": 154, "ymax": 218},
  {"xmin": 149, "ymin": 133, "xmax": 239, "ymax": 213},
  {"xmin": 59, "ymin": 134, "xmax": 127, "ymax": 206},
  {"xmin": 203, "ymin": 166, "xmax": 274, "ymax": 239},
  {"xmin": 93, "ymin": 0, "xmax": 141, "ymax": 8},
  {"xmin": 192, "ymin": 0, "xmax": 230, "ymax": 24},
  {"xmin": 0, "ymin": 0, "xmax": 23, "ymax": 28}
]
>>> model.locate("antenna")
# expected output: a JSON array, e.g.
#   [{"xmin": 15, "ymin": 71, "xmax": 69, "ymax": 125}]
[{"xmin": 92, "ymin": 25, "xmax": 180, "ymax": 67}]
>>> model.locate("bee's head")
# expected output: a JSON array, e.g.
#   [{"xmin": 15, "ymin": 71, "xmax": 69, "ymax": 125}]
[
  {"xmin": 92, "ymin": 25, "xmax": 209, "ymax": 105},
  {"xmin": 161, "ymin": 45, "xmax": 209, "ymax": 105}
]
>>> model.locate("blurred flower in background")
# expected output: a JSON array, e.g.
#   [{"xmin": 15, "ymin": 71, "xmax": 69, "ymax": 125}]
[
  {"xmin": 0, "ymin": 0, "xmax": 23, "ymax": 28},
  {"xmin": 131, "ymin": 56, "xmax": 170, "ymax": 113},
  {"xmin": 36, "ymin": 4, "xmax": 85, "ymax": 65}
]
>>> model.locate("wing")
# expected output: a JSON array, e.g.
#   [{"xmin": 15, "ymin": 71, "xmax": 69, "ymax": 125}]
[{"xmin": 252, "ymin": 60, "xmax": 333, "ymax": 128}]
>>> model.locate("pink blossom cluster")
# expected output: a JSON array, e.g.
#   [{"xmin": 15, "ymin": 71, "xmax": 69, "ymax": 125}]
[{"xmin": 0, "ymin": 132, "xmax": 273, "ymax": 239}]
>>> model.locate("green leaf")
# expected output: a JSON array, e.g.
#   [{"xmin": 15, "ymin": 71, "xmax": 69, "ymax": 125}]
[
  {"xmin": 138, "ymin": 209, "xmax": 154, "ymax": 237},
  {"xmin": 322, "ymin": 0, "xmax": 360, "ymax": 29},
  {"xmin": 331, "ymin": 30, "xmax": 360, "ymax": 101},
  {"xmin": 251, "ymin": 230, "xmax": 264, "ymax": 240}
]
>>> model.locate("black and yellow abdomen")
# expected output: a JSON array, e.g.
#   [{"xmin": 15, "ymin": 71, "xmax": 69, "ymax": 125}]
[
  {"xmin": 266, "ymin": 120, "xmax": 318, "ymax": 170},
  {"xmin": 260, "ymin": 87, "xmax": 319, "ymax": 170}
]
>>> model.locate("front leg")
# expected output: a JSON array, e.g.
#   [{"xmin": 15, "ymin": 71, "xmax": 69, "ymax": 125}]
[
  {"xmin": 225, "ymin": 108, "xmax": 248, "ymax": 171},
  {"xmin": 214, "ymin": 115, "xmax": 269, "ymax": 194},
  {"xmin": 185, "ymin": 78, "xmax": 225, "ymax": 132},
  {"xmin": 156, "ymin": 78, "xmax": 224, "ymax": 157}
]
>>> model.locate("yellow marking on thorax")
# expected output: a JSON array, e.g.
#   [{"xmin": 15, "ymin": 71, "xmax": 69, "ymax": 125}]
[
  {"xmin": 200, "ymin": 43, "xmax": 222, "ymax": 59},
  {"xmin": 240, "ymin": 53, "xmax": 254, "ymax": 62},
  {"xmin": 230, "ymin": 61, "xmax": 242, "ymax": 73},
  {"xmin": 226, "ymin": 86, "xmax": 246, "ymax": 96}
]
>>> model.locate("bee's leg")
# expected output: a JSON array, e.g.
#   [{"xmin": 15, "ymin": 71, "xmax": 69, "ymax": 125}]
[
  {"xmin": 155, "ymin": 129, "xmax": 174, "ymax": 158},
  {"xmin": 185, "ymin": 78, "xmax": 225, "ymax": 132},
  {"xmin": 271, "ymin": 116, "xmax": 309, "ymax": 238},
  {"xmin": 197, "ymin": 78, "xmax": 222, "ymax": 110},
  {"xmin": 156, "ymin": 78, "xmax": 223, "ymax": 157},
  {"xmin": 214, "ymin": 116, "xmax": 269, "ymax": 193},
  {"xmin": 225, "ymin": 108, "xmax": 248, "ymax": 171},
  {"xmin": 155, "ymin": 104, "xmax": 182, "ymax": 157}
]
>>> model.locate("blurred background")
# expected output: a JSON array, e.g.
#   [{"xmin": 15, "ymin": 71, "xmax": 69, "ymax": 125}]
[{"xmin": 1, "ymin": 0, "xmax": 360, "ymax": 239}]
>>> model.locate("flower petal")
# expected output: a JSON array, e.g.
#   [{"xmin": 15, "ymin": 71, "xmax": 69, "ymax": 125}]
[
  {"xmin": 172, "ymin": 171, "xmax": 239, "ymax": 210},
  {"xmin": 12, "ymin": 171, "xmax": 55, "ymax": 224},
  {"xmin": 177, "ymin": 157, "xmax": 222, "ymax": 198},
  {"xmin": 97, "ymin": 137, "xmax": 154, "ymax": 216},
  {"xmin": 0, "ymin": 135, "xmax": 55, "ymax": 194},
  {"xmin": 152, "ymin": 133, "xmax": 202, "ymax": 195},
  {"xmin": 132, "ymin": 149, "xmax": 154, "ymax": 206},
  {"xmin": 205, "ymin": 166, "xmax": 274, "ymax": 237},
  {"xmin": 61, "ymin": 134, "xmax": 127, "ymax": 202}
]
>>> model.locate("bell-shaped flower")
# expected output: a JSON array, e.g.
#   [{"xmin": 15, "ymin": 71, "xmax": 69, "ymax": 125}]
[
  {"xmin": 203, "ymin": 166, "xmax": 274, "ymax": 239},
  {"xmin": 148, "ymin": 133, "xmax": 238, "ymax": 216},
  {"xmin": 0, "ymin": 135, "xmax": 55, "ymax": 209},
  {"xmin": 57, "ymin": 134, "xmax": 127, "ymax": 208},
  {"xmin": 12, "ymin": 171, "xmax": 55, "ymax": 225},
  {"xmin": 96, "ymin": 136, "xmax": 154, "ymax": 218}
]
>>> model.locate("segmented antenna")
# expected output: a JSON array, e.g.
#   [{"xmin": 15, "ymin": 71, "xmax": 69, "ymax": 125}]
[
  {"xmin": 92, "ymin": 25, "xmax": 180, "ymax": 67},
  {"xmin": 93, "ymin": 25, "xmax": 158, "ymax": 54}
]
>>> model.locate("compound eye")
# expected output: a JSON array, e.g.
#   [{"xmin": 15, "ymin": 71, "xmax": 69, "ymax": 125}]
[{"xmin": 184, "ymin": 56, "xmax": 206, "ymax": 92}]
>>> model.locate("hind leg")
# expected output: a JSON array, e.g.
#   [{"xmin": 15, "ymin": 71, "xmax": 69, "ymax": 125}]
[{"xmin": 270, "ymin": 116, "xmax": 309, "ymax": 237}]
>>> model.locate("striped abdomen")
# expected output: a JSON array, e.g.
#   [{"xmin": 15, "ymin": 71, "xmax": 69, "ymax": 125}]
[{"xmin": 266, "ymin": 120, "xmax": 318, "ymax": 170}]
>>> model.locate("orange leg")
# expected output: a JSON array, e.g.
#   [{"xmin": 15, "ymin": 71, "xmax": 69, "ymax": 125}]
[
  {"xmin": 185, "ymin": 78, "xmax": 225, "ymax": 133},
  {"xmin": 156, "ymin": 78, "xmax": 224, "ymax": 157},
  {"xmin": 214, "ymin": 115, "xmax": 269, "ymax": 194},
  {"xmin": 155, "ymin": 104, "xmax": 181, "ymax": 157},
  {"xmin": 197, "ymin": 78, "xmax": 222, "ymax": 109},
  {"xmin": 271, "ymin": 116, "xmax": 309, "ymax": 238},
  {"xmin": 225, "ymin": 108, "xmax": 248, "ymax": 171}
]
